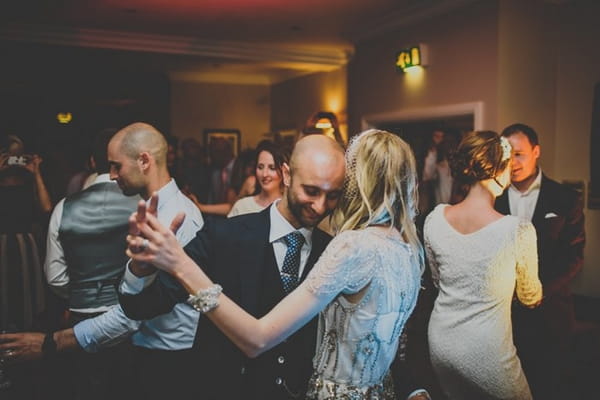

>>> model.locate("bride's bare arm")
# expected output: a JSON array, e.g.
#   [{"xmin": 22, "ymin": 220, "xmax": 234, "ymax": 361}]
[{"xmin": 126, "ymin": 200, "xmax": 332, "ymax": 357}]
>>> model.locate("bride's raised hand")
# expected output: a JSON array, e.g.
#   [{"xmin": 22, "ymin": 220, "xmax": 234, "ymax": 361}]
[
  {"xmin": 126, "ymin": 195, "xmax": 161, "ymax": 276},
  {"xmin": 126, "ymin": 210, "xmax": 188, "ymax": 276}
]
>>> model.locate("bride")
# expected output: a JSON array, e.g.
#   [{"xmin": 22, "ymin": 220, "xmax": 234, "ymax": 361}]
[{"xmin": 126, "ymin": 129, "xmax": 424, "ymax": 399}]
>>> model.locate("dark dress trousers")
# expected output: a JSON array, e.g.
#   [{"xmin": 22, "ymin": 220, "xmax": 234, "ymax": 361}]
[
  {"xmin": 495, "ymin": 174, "xmax": 585, "ymax": 399},
  {"xmin": 120, "ymin": 206, "xmax": 331, "ymax": 399}
]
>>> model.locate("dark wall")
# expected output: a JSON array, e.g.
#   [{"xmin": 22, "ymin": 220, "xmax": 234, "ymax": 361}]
[{"xmin": 0, "ymin": 41, "xmax": 171, "ymax": 200}]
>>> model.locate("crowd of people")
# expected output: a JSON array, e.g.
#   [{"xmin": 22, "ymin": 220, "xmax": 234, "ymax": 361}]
[{"xmin": 0, "ymin": 120, "xmax": 588, "ymax": 400}]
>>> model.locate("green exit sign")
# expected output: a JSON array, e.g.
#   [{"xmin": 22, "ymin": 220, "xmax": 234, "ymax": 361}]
[{"xmin": 396, "ymin": 45, "xmax": 427, "ymax": 71}]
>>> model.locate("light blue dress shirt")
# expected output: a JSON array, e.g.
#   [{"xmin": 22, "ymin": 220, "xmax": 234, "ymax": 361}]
[{"xmin": 74, "ymin": 179, "xmax": 203, "ymax": 351}]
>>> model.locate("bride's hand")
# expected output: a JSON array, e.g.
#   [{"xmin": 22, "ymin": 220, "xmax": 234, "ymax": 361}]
[
  {"xmin": 127, "ymin": 196, "xmax": 160, "ymax": 276},
  {"xmin": 126, "ymin": 206, "xmax": 188, "ymax": 276}
]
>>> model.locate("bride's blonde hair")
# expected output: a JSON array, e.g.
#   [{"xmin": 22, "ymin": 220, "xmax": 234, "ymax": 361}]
[{"xmin": 332, "ymin": 129, "xmax": 424, "ymax": 271}]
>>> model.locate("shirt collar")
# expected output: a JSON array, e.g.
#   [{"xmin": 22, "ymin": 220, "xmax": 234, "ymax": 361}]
[
  {"xmin": 91, "ymin": 173, "xmax": 112, "ymax": 185},
  {"xmin": 509, "ymin": 168, "xmax": 542, "ymax": 196},
  {"xmin": 269, "ymin": 199, "xmax": 313, "ymax": 246},
  {"xmin": 150, "ymin": 178, "xmax": 179, "ymax": 210}
]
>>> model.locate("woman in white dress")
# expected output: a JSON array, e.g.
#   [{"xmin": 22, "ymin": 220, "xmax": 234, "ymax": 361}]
[
  {"xmin": 424, "ymin": 130, "xmax": 543, "ymax": 400},
  {"xmin": 227, "ymin": 141, "xmax": 287, "ymax": 217},
  {"xmin": 127, "ymin": 129, "xmax": 424, "ymax": 399}
]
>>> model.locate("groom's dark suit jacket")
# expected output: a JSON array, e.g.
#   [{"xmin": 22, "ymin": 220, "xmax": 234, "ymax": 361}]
[
  {"xmin": 120, "ymin": 206, "xmax": 331, "ymax": 399},
  {"xmin": 495, "ymin": 174, "xmax": 585, "ymax": 398},
  {"xmin": 495, "ymin": 174, "xmax": 585, "ymax": 302}
]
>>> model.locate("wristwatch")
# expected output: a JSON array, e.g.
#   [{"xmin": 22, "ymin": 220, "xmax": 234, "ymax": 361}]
[{"xmin": 42, "ymin": 332, "xmax": 57, "ymax": 359}]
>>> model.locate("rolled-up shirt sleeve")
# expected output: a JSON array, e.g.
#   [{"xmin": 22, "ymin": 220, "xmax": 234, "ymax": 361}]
[
  {"xmin": 73, "ymin": 304, "xmax": 141, "ymax": 352},
  {"xmin": 119, "ymin": 261, "xmax": 158, "ymax": 295},
  {"xmin": 44, "ymin": 199, "xmax": 69, "ymax": 298}
]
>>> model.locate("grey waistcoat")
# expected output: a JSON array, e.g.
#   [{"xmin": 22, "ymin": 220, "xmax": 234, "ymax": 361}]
[{"xmin": 59, "ymin": 181, "xmax": 140, "ymax": 310}]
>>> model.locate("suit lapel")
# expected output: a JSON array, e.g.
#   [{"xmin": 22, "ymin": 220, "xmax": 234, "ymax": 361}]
[
  {"xmin": 495, "ymin": 190, "xmax": 510, "ymax": 214},
  {"xmin": 238, "ymin": 208, "xmax": 272, "ymax": 316},
  {"xmin": 300, "ymin": 228, "xmax": 329, "ymax": 281},
  {"xmin": 531, "ymin": 174, "xmax": 550, "ymax": 229}
]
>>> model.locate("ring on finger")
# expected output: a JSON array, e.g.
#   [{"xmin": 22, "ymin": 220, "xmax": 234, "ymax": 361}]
[{"xmin": 140, "ymin": 238, "xmax": 149, "ymax": 251}]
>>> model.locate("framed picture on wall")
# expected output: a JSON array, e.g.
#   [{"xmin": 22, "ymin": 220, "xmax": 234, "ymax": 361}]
[
  {"xmin": 203, "ymin": 129, "xmax": 241, "ymax": 158},
  {"xmin": 589, "ymin": 83, "xmax": 600, "ymax": 209}
]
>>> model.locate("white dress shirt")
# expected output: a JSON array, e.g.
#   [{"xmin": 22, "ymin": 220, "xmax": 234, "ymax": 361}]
[
  {"xmin": 508, "ymin": 168, "xmax": 542, "ymax": 221},
  {"xmin": 269, "ymin": 200, "xmax": 313, "ymax": 277},
  {"xmin": 74, "ymin": 179, "xmax": 204, "ymax": 351}
]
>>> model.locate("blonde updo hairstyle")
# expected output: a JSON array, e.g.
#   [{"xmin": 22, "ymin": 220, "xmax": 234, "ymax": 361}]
[
  {"xmin": 450, "ymin": 130, "xmax": 511, "ymax": 188},
  {"xmin": 332, "ymin": 129, "xmax": 424, "ymax": 272}
]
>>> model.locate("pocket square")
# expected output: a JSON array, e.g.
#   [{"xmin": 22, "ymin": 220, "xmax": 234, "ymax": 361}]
[{"xmin": 545, "ymin": 212, "xmax": 558, "ymax": 218}]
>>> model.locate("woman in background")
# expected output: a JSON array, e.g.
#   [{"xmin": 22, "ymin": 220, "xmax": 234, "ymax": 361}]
[
  {"xmin": 228, "ymin": 141, "xmax": 287, "ymax": 217},
  {"xmin": 0, "ymin": 134, "xmax": 52, "ymax": 331},
  {"xmin": 425, "ymin": 130, "xmax": 542, "ymax": 399}
]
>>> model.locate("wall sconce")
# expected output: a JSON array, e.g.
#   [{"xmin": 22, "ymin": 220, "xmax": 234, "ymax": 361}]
[
  {"xmin": 57, "ymin": 112, "xmax": 73, "ymax": 124},
  {"xmin": 396, "ymin": 44, "xmax": 428, "ymax": 72},
  {"xmin": 304, "ymin": 111, "xmax": 345, "ymax": 145},
  {"xmin": 315, "ymin": 117, "xmax": 333, "ymax": 129}
]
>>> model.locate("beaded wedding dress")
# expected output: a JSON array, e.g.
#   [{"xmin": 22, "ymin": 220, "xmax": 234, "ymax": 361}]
[
  {"xmin": 303, "ymin": 226, "xmax": 422, "ymax": 399},
  {"xmin": 424, "ymin": 204, "xmax": 542, "ymax": 400}
]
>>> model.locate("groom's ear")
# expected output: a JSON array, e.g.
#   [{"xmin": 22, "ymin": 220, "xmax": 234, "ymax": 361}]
[{"xmin": 282, "ymin": 163, "xmax": 291, "ymax": 187}]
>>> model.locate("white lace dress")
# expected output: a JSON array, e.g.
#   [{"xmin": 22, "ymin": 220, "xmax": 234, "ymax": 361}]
[
  {"xmin": 424, "ymin": 204, "xmax": 542, "ymax": 400},
  {"xmin": 303, "ymin": 226, "xmax": 422, "ymax": 399}
]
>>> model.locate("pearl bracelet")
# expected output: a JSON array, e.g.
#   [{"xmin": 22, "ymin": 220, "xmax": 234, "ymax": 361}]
[{"xmin": 187, "ymin": 284, "xmax": 223, "ymax": 313}]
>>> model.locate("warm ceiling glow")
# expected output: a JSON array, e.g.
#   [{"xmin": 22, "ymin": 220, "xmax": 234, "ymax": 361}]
[
  {"xmin": 57, "ymin": 112, "xmax": 72, "ymax": 124},
  {"xmin": 326, "ymin": 96, "xmax": 341, "ymax": 114}
]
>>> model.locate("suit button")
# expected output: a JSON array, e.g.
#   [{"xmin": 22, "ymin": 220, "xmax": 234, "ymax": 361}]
[
  {"xmin": 275, "ymin": 377, "xmax": 283, "ymax": 385},
  {"xmin": 277, "ymin": 356, "xmax": 285, "ymax": 364},
  {"xmin": 240, "ymin": 366, "xmax": 245, "ymax": 375}
]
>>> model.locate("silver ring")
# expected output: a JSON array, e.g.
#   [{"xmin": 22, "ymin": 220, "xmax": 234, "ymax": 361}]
[{"xmin": 140, "ymin": 238, "xmax": 149, "ymax": 251}]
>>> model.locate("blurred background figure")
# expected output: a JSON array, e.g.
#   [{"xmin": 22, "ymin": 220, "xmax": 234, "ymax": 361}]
[
  {"xmin": 65, "ymin": 147, "xmax": 93, "ymax": 196},
  {"xmin": 166, "ymin": 135, "xmax": 179, "ymax": 183},
  {"xmin": 228, "ymin": 141, "xmax": 287, "ymax": 217},
  {"xmin": 421, "ymin": 129, "xmax": 459, "ymax": 211},
  {"xmin": 0, "ymin": 134, "xmax": 52, "ymax": 332},
  {"xmin": 207, "ymin": 137, "xmax": 235, "ymax": 205},
  {"xmin": 229, "ymin": 147, "xmax": 258, "ymax": 200},
  {"xmin": 188, "ymin": 145, "xmax": 258, "ymax": 218},
  {"xmin": 178, "ymin": 137, "xmax": 210, "ymax": 204}
]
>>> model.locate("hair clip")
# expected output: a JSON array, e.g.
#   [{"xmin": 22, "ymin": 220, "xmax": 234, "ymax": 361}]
[{"xmin": 500, "ymin": 136, "xmax": 512, "ymax": 162}]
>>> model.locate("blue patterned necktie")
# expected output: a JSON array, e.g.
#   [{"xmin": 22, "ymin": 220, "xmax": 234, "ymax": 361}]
[{"xmin": 281, "ymin": 231, "xmax": 305, "ymax": 293}]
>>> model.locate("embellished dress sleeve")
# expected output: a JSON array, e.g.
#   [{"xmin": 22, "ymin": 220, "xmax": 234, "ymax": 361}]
[
  {"xmin": 305, "ymin": 230, "xmax": 377, "ymax": 297},
  {"xmin": 515, "ymin": 220, "xmax": 543, "ymax": 307}
]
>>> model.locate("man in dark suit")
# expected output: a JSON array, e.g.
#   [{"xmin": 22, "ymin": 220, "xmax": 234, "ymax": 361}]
[
  {"xmin": 119, "ymin": 134, "xmax": 346, "ymax": 399},
  {"xmin": 495, "ymin": 123, "xmax": 585, "ymax": 400}
]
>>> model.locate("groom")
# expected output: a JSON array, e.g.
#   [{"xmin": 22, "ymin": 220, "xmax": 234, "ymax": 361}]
[
  {"xmin": 495, "ymin": 123, "xmax": 585, "ymax": 399},
  {"xmin": 119, "ymin": 134, "xmax": 346, "ymax": 399}
]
